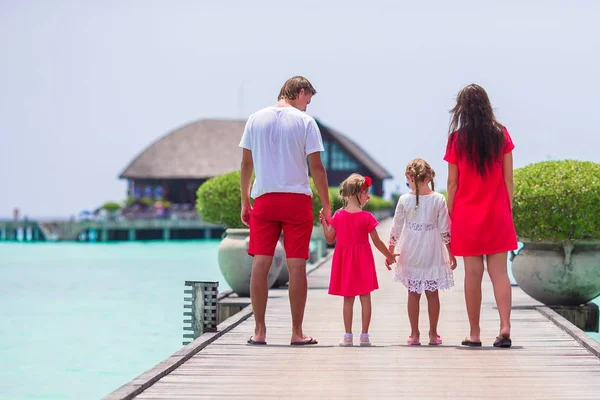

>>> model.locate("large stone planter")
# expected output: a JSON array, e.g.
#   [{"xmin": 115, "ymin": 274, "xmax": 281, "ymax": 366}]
[
  {"xmin": 511, "ymin": 240, "xmax": 600, "ymax": 305},
  {"xmin": 217, "ymin": 229, "xmax": 284, "ymax": 297},
  {"xmin": 311, "ymin": 226, "xmax": 327, "ymax": 259},
  {"xmin": 272, "ymin": 226, "xmax": 327, "ymax": 287}
]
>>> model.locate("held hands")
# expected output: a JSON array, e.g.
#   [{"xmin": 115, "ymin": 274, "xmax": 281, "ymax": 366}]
[
  {"xmin": 384, "ymin": 253, "xmax": 400, "ymax": 271},
  {"xmin": 319, "ymin": 207, "xmax": 331, "ymax": 224},
  {"xmin": 319, "ymin": 209, "xmax": 330, "ymax": 227}
]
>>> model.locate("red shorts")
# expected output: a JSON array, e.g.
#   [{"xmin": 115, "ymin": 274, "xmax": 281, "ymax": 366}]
[{"xmin": 248, "ymin": 193, "xmax": 313, "ymax": 259}]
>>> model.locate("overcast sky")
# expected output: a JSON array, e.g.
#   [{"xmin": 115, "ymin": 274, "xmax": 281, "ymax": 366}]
[{"xmin": 1, "ymin": 0, "xmax": 598, "ymax": 218}]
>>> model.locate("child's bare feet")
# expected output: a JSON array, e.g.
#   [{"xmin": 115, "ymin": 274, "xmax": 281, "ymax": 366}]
[
  {"xmin": 428, "ymin": 332, "xmax": 442, "ymax": 345},
  {"xmin": 407, "ymin": 333, "xmax": 421, "ymax": 345}
]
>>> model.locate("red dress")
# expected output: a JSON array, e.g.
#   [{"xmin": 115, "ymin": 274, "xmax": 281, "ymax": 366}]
[
  {"xmin": 443, "ymin": 127, "xmax": 518, "ymax": 256},
  {"xmin": 328, "ymin": 210, "xmax": 379, "ymax": 297}
]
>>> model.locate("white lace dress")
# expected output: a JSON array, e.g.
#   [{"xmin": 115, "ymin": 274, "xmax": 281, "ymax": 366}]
[{"xmin": 388, "ymin": 192, "xmax": 454, "ymax": 293}]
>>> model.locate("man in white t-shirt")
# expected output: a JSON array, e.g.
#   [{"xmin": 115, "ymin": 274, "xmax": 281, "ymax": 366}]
[{"xmin": 239, "ymin": 76, "xmax": 331, "ymax": 346}]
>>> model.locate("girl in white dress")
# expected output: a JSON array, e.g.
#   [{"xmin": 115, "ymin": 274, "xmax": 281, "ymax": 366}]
[{"xmin": 386, "ymin": 158, "xmax": 457, "ymax": 346}]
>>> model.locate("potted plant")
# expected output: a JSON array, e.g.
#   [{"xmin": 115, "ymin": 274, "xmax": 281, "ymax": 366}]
[
  {"xmin": 197, "ymin": 171, "xmax": 330, "ymax": 295},
  {"xmin": 100, "ymin": 201, "xmax": 122, "ymax": 221},
  {"xmin": 511, "ymin": 160, "xmax": 600, "ymax": 305}
]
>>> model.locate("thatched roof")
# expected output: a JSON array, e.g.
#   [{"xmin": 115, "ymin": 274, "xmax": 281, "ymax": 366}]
[{"xmin": 119, "ymin": 118, "xmax": 392, "ymax": 180}]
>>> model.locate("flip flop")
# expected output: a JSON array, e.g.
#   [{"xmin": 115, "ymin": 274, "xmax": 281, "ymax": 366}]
[
  {"xmin": 461, "ymin": 338, "xmax": 482, "ymax": 347},
  {"xmin": 406, "ymin": 336, "xmax": 421, "ymax": 346},
  {"xmin": 247, "ymin": 336, "xmax": 267, "ymax": 345},
  {"xmin": 493, "ymin": 337, "xmax": 512, "ymax": 348},
  {"xmin": 428, "ymin": 335, "xmax": 443, "ymax": 346},
  {"xmin": 290, "ymin": 337, "xmax": 318, "ymax": 346}
]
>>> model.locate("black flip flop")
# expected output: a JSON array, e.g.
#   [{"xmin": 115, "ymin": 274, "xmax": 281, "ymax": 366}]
[
  {"xmin": 461, "ymin": 339, "xmax": 482, "ymax": 347},
  {"xmin": 290, "ymin": 337, "xmax": 318, "ymax": 346},
  {"xmin": 493, "ymin": 337, "xmax": 512, "ymax": 348},
  {"xmin": 247, "ymin": 336, "xmax": 267, "ymax": 345}
]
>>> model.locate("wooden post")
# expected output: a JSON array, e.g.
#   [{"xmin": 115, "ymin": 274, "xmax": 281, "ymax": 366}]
[{"xmin": 182, "ymin": 281, "xmax": 219, "ymax": 345}]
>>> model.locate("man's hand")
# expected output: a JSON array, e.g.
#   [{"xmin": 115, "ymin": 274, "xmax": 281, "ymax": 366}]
[
  {"xmin": 320, "ymin": 207, "xmax": 331, "ymax": 224},
  {"xmin": 241, "ymin": 203, "xmax": 252, "ymax": 227}
]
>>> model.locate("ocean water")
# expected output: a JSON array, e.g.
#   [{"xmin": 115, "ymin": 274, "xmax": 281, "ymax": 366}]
[{"xmin": 0, "ymin": 241, "xmax": 227, "ymax": 400}]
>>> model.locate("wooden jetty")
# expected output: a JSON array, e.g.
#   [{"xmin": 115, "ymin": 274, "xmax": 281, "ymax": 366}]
[{"xmin": 105, "ymin": 218, "xmax": 600, "ymax": 399}]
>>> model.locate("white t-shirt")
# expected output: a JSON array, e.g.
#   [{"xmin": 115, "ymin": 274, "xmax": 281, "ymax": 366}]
[{"xmin": 239, "ymin": 106, "xmax": 324, "ymax": 199}]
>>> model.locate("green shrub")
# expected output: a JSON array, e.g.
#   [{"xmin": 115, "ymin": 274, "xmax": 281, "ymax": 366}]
[
  {"xmin": 196, "ymin": 170, "xmax": 332, "ymax": 228},
  {"xmin": 196, "ymin": 170, "xmax": 244, "ymax": 229},
  {"xmin": 363, "ymin": 195, "xmax": 394, "ymax": 212},
  {"xmin": 328, "ymin": 187, "xmax": 394, "ymax": 212},
  {"xmin": 101, "ymin": 201, "xmax": 122, "ymax": 212},
  {"xmin": 513, "ymin": 160, "xmax": 600, "ymax": 241}
]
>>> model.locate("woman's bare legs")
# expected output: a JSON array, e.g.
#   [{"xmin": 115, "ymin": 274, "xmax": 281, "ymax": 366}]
[
  {"xmin": 407, "ymin": 291, "xmax": 422, "ymax": 344},
  {"xmin": 486, "ymin": 252, "xmax": 512, "ymax": 339},
  {"xmin": 463, "ymin": 256, "xmax": 485, "ymax": 342}
]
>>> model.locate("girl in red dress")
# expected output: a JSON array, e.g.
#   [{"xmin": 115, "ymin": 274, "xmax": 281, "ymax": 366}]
[
  {"xmin": 444, "ymin": 84, "xmax": 518, "ymax": 348},
  {"xmin": 319, "ymin": 174, "xmax": 398, "ymax": 347}
]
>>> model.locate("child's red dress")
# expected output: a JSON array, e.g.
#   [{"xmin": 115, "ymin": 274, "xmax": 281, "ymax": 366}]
[{"xmin": 328, "ymin": 209, "xmax": 379, "ymax": 297}]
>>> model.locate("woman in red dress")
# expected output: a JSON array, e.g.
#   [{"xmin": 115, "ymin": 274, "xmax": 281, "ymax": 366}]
[{"xmin": 443, "ymin": 84, "xmax": 518, "ymax": 348}]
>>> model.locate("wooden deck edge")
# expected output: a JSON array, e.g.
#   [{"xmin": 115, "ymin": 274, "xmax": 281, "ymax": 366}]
[
  {"xmin": 101, "ymin": 304, "xmax": 254, "ymax": 400},
  {"xmin": 538, "ymin": 306, "xmax": 600, "ymax": 359}
]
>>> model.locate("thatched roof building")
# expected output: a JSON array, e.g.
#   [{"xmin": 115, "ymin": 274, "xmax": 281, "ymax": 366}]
[{"xmin": 119, "ymin": 118, "xmax": 392, "ymax": 204}]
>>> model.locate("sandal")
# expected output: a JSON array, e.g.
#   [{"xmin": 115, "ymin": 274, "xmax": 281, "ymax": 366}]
[
  {"xmin": 428, "ymin": 334, "xmax": 443, "ymax": 346},
  {"xmin": 461, "ymin": 338, "xmax": 482, "ymax": 347},
  {"xmin": 359, "ymin": 333, "xmax": 372, "ymax": 347},
  {"xmin": 339, "ymin": 333, "xmax": 353, "ymax": 347},
  {"xmin": 407, "ymin": 336, "xmax": 421, "ymax": 346},
  {"xmin": 493, "ymin": 336, "xmax": 512, "ymax": 348}
]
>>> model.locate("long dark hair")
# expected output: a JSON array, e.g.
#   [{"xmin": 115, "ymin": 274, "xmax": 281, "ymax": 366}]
[{"xmin": 448, "ymin": 84, "xmax": 505, "ymax": 177}]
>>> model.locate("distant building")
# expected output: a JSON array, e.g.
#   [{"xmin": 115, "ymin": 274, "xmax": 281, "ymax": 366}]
[{"xmin": 119, "ymin": 118, "xmax": 393, "ymax": 204}]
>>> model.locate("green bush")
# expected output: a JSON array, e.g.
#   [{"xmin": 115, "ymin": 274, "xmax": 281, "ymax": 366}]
[
  {"xmin": 513, "ymin": 160, "xmax": 600, "ymax": 241},
  {"xmin": 101, "ymin": 201, "xmax": 122, "ymax": 212},
  {"xmin": 328, "ymin": 187, "xmax": 394, "ymax": 212},
  {"xmin": 196, "ymin": 170, "xmax": 332, "ymax": 228},
  {"xmin": 363, "ymin": 195, "xmax": 394, "ymax": 212}
]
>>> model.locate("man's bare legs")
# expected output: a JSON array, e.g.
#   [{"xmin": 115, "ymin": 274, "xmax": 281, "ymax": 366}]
[
  {"xmin": 249, "ymin": 255, "xmax": 273, "ymax": 342},
  {"xmin": 407, "ymin": 291, "xmax": 421, "ymax": 344},
  {"xmin": 486, "ymin": 252, "xmax": 512, "ymax": 339},
  {"xmin": 464, "ymin": 256, "xmax": 485, "ymax": 342},
  {"xmin": 287, "ymin": 257, "xmax": 311, "ymax": 343}
]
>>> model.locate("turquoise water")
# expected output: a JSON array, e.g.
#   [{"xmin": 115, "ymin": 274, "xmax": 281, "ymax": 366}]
[{"xmin": 0, "ymin": 241, "xmax": 227, "ymax": 400}]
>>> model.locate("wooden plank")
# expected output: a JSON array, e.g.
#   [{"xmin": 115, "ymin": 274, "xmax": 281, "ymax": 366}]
[{"xmin": 122, "ymin": 218, "xmax": 600, "ymax": 399}]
